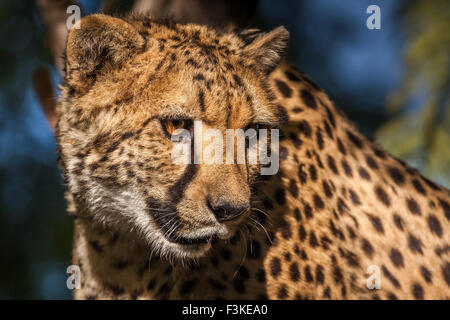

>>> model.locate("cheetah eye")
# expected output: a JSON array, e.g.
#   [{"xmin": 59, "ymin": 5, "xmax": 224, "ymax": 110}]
[{"xmin": 160, "ymin": 118, "xmax": 193, "ymax": 138}]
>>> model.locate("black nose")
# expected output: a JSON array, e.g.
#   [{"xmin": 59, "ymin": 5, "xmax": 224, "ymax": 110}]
[{"xmin": 208, "ymin": 200, "xmax": 250, "ymax": 222}]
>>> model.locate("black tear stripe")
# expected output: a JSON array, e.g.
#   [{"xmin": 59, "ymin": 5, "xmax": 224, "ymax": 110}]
[
  {"xmin": 147, "ymin": 164, "xmax": 199, "ymax": 236},
  {"xmin": 168, "ymin": 164, "xmax": 199, "ymax": 204}
]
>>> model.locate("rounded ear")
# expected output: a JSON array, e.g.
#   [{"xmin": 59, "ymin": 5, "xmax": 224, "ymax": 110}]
[
  {"xmin": 65, "ymin": 14, "xmax": 146, "ymax": 90},
  {"xmin": 241, "ymin": 26, "xmax": 289, "ymax": 74}
]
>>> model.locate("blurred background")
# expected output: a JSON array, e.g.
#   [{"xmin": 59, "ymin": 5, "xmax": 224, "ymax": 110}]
[{"xmin": 0, "ymin": 0, "xmax": 448, "ymax": 299}]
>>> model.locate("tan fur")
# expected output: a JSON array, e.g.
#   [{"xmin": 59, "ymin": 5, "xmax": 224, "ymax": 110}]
[{"xmin": 56, "ymin": 14, "xmax": 450, "ymax": 299}]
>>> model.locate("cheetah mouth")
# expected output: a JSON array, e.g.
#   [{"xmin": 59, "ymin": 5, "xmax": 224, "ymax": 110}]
[{"xmin": 166, "ymin": 234, "xmax": 214, "ymax": 245}]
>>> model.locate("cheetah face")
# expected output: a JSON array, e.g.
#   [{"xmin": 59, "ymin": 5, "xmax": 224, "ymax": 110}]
[{"xmin": 57, "ymin": 15, "xmax": 289, "ymax": 259}]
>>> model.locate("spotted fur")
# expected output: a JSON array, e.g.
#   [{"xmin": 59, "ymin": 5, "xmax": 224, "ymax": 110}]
[{"xmin": 56, "ymin": 14, "xmax": 450, "ymax": 300}]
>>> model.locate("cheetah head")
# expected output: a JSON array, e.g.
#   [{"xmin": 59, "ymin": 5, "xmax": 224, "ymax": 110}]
[{"xmin": 57, "ymin": 15, "xmax": 289, "ymax": 259}]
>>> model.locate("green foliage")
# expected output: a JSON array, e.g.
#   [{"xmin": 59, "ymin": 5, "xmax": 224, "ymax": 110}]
[{"xmin": 376, "ymin": 0, "xmax": 450, "ymax": 187}]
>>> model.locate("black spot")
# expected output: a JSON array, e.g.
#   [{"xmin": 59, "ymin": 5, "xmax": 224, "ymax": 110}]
[
  {"xmin": 346, "ymin": 225, "xmax": 356, "ymax": 239},
  {"xmin": 281, "ymin": 222, "xmax": 292, "ymax": 240},
  {"xmin": 442, "ymin": 262, "xmax": 450, "ymax": 286},
  {"xmin": 285, "ymin": 70, "xmax": 301, "ymax": 82},
  {"xmin": 304, "ymin": 203, "xmax": 313, "ymax": 219},
  {"xmin": 315, "ymin": 265, "xmax": 325, "ymax": 284},
  {"xmin": 332, "ymin": 265, "xmax": 343, "ymax": 284},
  {"xmin": 208, "ymin": 278, "xmax": 227, "ymax": 291},
  {"xmin": 304, "ymin": 265, "xmax": 314, "ymax": 282},
  {"xmin": 358, "ymin": 166, "xmax": 371, "ymax": 180},
  {"xmin": 316, "ymin": 127, "xmax": 324, "ymax": 149},
  {"xmin": 276, "ymin": 104, "xmax": 290, "ymax": 123},
  {"xmin": 107, "ymin": 284, "xmax": 124, "ymax": 296},
  {"xmin": 275, "ymin": 79, "xmax": 292, "ymax": 98},
  {"xmin": 323, "ymin": 287, "xmax": 331, "ymax": 299},
  {"xmin": 408, "ymin": 234, "xmax": 423, "ymax": 254},
  {"xmin": 283, "ymin": 252, "xmax": 292, "ymax": 262},
  {"xmin": 427, "ymin": 214, "xmax": 443, "ymax": 237},
  {"xmin": 341, "ymin": 285, "xmax": 347, "ymax": 298},
  {"xmin": 349, "ymin": 189, "xmax": 361, "ymax": 205},
  {"xmin": 147, "ymin": 279, "xmax": 156, "ymax": 290},
  {"xmin": 270, "ymin": 257, "xmax": 282, "ymax": 278},
  {"xmin": 288, "ymin": 179, "xmax": 299, "ymax": 198},
  {"xmin": 393, "ymin": 214, "xmax": 404, "ymax": 231},
  {"xmin": 193, "ymin": 73, "xmax": 204, "ymax": 81},
  {"xmin": 406, "ymin": 198, "xmax": 421, "ymax": 215},
  {"xmin": 210, "ymin": 255, "xmax": 219, "ymax": 267},
  {"xmin": 233, "ymin": 74, "xmax": 243, "ymax": 87},
  {"xmin": 293, "ymin": 207, "xmax": 302, "ymax": 221},
  {"xmin": 322, "ymin": 102, "xmax": 336, "ymax": 128},
  {"xmin": 412, "ymin": 283, "xmax": 424, "ymax": 299},
  {"xmin": 113, "ymin": 259, "xmax": 129, "ymax": 270},
  {"xmin": 298, "ymin": 120, "xmax": 312, "ymax": 137},
  {"xmin": 372, "ymin": 146, "xmax": 386, "ymax": 159},
  {"xmin": 88, "ymin": 163, "xmax": 98, "ymax": 172},
  {"xmin": 309, "ymin": 231, "xmax": 319, "ymax": 247},
  {"xmin": 180, "ymin": 279, "xmax": 197, "ymax": 296},
  {"xmin": 275, "ymin": 188, "xmax": 286, "ymax": 205},
  {"xmin": 235, "ymin": 266, "xmax": 250, "ymax": 282},
  {"xmin": 321, "ymin": 236, "xmax": 332, "ymax": 250},
  {"xmin": 322, "ymin": 180, "xmax": 333, "ymax": 198},
  {"xmin": 438, "ymin": 199, "xmax": 450, "ymax": 221},
  {"xmin": 412, "ymin": 178, "xmax": 426, "ymax": 195},
  {"xmin": 388, "ymin": 167, "xmax": 405, "ymax": 185},
  {"xmin": 420, "ymin": 266, "xmax": 432, "ymax": 283},
  {"xmin": 346, "ymin": 130, "xmax": 363, "ymax": 149},
  {"xmin": 220, "ymin": 249, "xmax": 231, "ymax": 260},
  {"xmin": 341, "ymin": 159, "xmax": 353, "ymax": 177},
  {"xmin": 343, "ymin": 250, "xmax": 360, "ymax": 267},
  {"xmin": 382, "ymin": 266, "xmax": 401, "ymax": 288},
  {"xmin": 361, "ymin": 238, "xmax": 374, "ymax": 257},
  {"xmin": 375, "ymin": 186, "xmax": 391, "ymax": 207},
  {"xmin": 367, "ymin": 214, "xmax": 384, "ymax": 234},
  {"xmin": 389, "ymin": 248, "xmax": 404, "ymax": 268},
  {"xmin": 327, "ymin": 155, "xmax": 339, "ymax": 174},
  {"xmin": 298, "ymin": 225, "xmax": 307, "ymax": 242},
  {"xmin": 313, "ymin": 194, "xmax": 324, "ymax": 210},
  {"xmin": 287, "ymin": 262, "xmax": 300, "ymax": 282},
  {"xmin": 308, "ymin": 164, "xmax": 318, "ymax": 182},
  {"xmin": 365, "ymin": 155, "xmax": 378, "ymax": 169},
  {"xmin": 300, "ymin": 90, "xmax": 317, "ymax": 109},
  {"xmin": 262, "ymin": 199, "xmax": 274, "ymax": 210},
  {"xmin": 386, "ymin": 292, "xmax": 398, "ymax": 300},
  {"xmin": 337, "ymin": 138, "xmax": 347, "ymax": 155},
  {"xmin": 277, "ymin": 284, "xmax": 288, "ymax": 299},
  {"xmin": 337, "ymin": 197, "xmax": 348, "ymax": 215}
]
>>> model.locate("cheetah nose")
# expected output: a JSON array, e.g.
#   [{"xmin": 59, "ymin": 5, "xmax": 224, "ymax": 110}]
[{"xmin": 208, "ymin": 200, "xmax": 250, "ymax": 223}]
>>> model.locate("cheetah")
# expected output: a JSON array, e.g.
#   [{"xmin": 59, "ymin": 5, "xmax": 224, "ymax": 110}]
[{"xmin": 56, "ymin": 14, "xmax": 450, "ymax": 299}]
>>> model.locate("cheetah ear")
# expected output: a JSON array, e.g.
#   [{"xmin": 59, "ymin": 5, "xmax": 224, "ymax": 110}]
[
  {"xmin": 65, "ymin": 14, "xmax": 145, "ymax": 90},
  {"xmin": 241, "ymin": 26, "xmax": 289, "ymax": 74}
]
